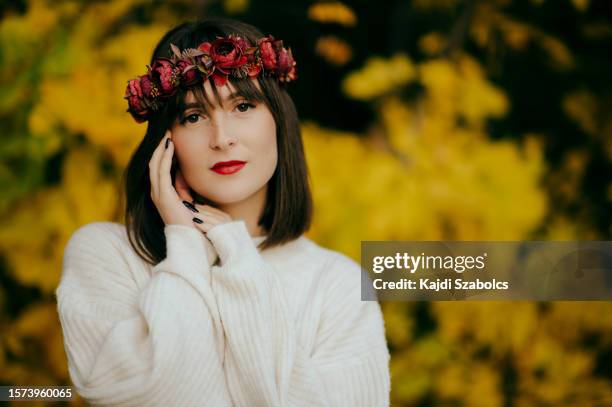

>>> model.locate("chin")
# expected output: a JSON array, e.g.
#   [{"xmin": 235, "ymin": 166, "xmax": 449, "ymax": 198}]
[{"xmin": 198, "ymin": 185, "xmax": 263, "ymax": 205}]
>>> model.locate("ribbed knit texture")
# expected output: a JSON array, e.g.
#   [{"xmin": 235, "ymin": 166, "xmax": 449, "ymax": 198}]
[{"xmin": 55, "ymin": 220, "xmax": 391, "ymax": 406}]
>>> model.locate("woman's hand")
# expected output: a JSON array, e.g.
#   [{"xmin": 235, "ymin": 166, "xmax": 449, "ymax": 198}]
[
  {"xmin": 149, "ymin": 130, "xmax": 202, "ymax": 228},
  {"xmin": 149, "ymin": 130, "xmax": 233, "ymax": 232},
  {"xmin": 175, "ymin": 169, "xmax": 233, "ymax": 234}
]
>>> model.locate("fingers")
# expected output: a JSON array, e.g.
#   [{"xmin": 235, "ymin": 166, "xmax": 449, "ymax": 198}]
[
  {"xmin": 159, "ymin": 134, "xmax": 174, "ymax": 195},
  {"xmin": 189, "ymin": 205, "xmax": 232, "ymax": 233},
  {"xmin": 196, "ymin": 209, "xmax": 224, "ymax": 223},
  {"xmin": 191, "ymin": 213, "xmax": 225, "ymax": 233},
  {"xmin": 194, "ymin": 204, "xmax": 232, "ymax": 221},
  {"xmin": 149, "ymin": 130, "xmax": 171, "ymax": 200}
]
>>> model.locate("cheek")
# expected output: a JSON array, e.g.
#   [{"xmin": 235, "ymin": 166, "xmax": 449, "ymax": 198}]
[
  {"xmin": 172, "ymin": 139, "xmax": 189, "ymax": 163},
  {"xmin": 172, "ymin": 137, "xmax": 208, "ymax": 171}
]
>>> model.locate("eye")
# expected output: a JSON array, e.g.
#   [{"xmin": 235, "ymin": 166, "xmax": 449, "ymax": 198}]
[
  {"xmin": 180, "ymin": 112, "xmax": 205, "ymax": 125},
  {"xmin": 235, "ymin": 101, "xmax": 255, "ymax": 113}
]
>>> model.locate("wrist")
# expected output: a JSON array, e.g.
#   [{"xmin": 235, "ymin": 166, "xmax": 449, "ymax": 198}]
[
  {"xmin": 164, "ymin": 224, "xmax": 218, "ymax": 268},
  {"xmin": 206, "ymin": 220, "xmax": 258, "ymax": 264}
]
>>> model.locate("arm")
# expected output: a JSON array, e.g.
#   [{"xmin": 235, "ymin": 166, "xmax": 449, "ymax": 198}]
[
  {"xmin": 207, "ymin": 220, "xmax": 391, "ymax": 407},
  {"xmin": 56, "ymin": 222, "xmax": 232, "ymax": 407}
]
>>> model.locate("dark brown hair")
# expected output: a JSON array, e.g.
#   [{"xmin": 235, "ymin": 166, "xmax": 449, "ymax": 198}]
[{"xmin": 122, "ymin": 18, "xmax": 312, "ymax": 265}]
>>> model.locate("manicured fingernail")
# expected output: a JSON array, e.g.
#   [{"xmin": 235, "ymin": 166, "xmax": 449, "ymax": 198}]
[
  {"xmin": 193, "ymin": 217, "xmax": 203, "ymax": 224},
  {"xmin": 165, "ymin": 138, "xmax": 171, "ymax": 149},
  {"xmin": 183, "ymin": 201, "xmax": 198, "ymax": 212}
]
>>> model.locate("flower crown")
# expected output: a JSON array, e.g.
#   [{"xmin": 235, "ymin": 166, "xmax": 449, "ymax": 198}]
[{"xmin": 124, "ymin": 34, "xmax": 297, "ymax": 123}]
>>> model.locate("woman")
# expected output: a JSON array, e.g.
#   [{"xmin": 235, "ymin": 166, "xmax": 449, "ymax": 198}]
[{"xmin": 56, "ymin": 17, "xmax": 390, "ymax": 406}]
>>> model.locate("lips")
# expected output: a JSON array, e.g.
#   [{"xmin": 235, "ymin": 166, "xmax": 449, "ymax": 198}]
[{"xmin": 211, "ymin": 160, "xmax": 246, "ymax": 175}]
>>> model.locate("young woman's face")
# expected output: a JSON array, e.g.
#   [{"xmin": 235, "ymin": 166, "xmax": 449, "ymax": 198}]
[{"xmin": 170, "ymin": 79, "xmax": 278, "ymax": 205}]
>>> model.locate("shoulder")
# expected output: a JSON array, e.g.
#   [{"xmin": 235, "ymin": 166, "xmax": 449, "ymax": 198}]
[
  {"xmin": 272, "ymin": 236, "xmax": 353, "ymax": 269},
  {"xmin": 58, "ymin": 221, "xmax": 142, "ymax": 318},
  {"xmin": 60, "ymin": 221, "xmax": 141, "ymax": 294},
  {"xmin": 301, "ymin": 239, "xmax": 365, "ymax": 292},
  {"xmin": 65, "ymin": 221, "xmax": 128, "ymax": 253},
  {"xmin": 283, "ymin": 236, "xmax": 357, "ymax": 268},
  {"xmin": 64, "ymin": 222, "xmax": 136, "ymax": 260},
  {"xmin": 306, "ymin": 239, "xmax": 361, "ymax": 273},
  {"xmin": 264, "ymin": 236, "xmax": 362, "ymax": 285}
]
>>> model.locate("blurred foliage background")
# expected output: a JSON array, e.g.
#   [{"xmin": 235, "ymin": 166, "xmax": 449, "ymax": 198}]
[{"xmin": 1, "ymin": 0, "xmax": 611, "ymax": 405}]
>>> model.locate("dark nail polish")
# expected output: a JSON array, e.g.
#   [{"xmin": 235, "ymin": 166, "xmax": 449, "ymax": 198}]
[
  {"xmin": 193, "ymin": 217, "xmax": 203, "ymax": 224},
  {"xmin": 183, "ymin": 200, "xmax": 199, "ymax": 212},
  {"xmin": 165, "ymin": 138, "xmax": 171, "ymax": 149}
]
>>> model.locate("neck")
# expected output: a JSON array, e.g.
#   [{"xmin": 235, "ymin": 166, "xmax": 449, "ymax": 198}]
[{"xmin": 216, "ymin": 186, "xmax": 268, "ymax": 237}]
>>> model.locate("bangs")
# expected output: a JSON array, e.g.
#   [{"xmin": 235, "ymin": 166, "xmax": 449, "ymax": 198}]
[{"xmin": 173, "ymin": 76, "xmax": 267, "ymax": 119}]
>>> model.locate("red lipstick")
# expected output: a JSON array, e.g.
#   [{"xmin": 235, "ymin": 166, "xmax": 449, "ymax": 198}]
[{"xmin": 211, "ymin": 160, "xmax": 246, "ymax": 175}]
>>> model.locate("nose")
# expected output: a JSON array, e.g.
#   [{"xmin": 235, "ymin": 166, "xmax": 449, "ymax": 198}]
[{"xmin": 208, "ymin": 119, "xmax": 237, "ymax": 151}]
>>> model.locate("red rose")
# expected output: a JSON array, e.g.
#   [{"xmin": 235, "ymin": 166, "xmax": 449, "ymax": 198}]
[
  {"xmin": 258, "ymin": 37, "xmax": 277, "ymax": 71},
  {"xmin": 124, "ymin": 78, "xmax": 149, "ymax": 123},
  {"xmin": 150, "ymin": 58, "xmax": 178, "ymax": 96},
  {"xmin": 125, "ymin": 77, "xmax": 142, "ymax": 98},
  {"xmin": 232, "ymin": 35, "xmax": 250, "ymax": 51},
  {"xmin": 277, "ymin": 47, "xmax": 297, "ymax": 82},
  {"xmin": 257, "ymin": 37, "xmax": 297, "ymax": 82},
  {"xmin": 209, "ymin": 37, "xmax": 248, "ymax": 73},
  {"xmin": 139, "ymin": 74, "xmax": 155, "ymax": 98}
]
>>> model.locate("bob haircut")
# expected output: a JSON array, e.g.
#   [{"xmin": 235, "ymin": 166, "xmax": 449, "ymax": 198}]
[{"xmin": 122, "ymin": 17, "xmax": 313, "ymax": 265}]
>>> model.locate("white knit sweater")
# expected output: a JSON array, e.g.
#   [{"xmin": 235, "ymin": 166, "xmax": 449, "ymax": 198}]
[{"xmin": 55, "ymin": 220, "xmax": 390, "ymax": 406}]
